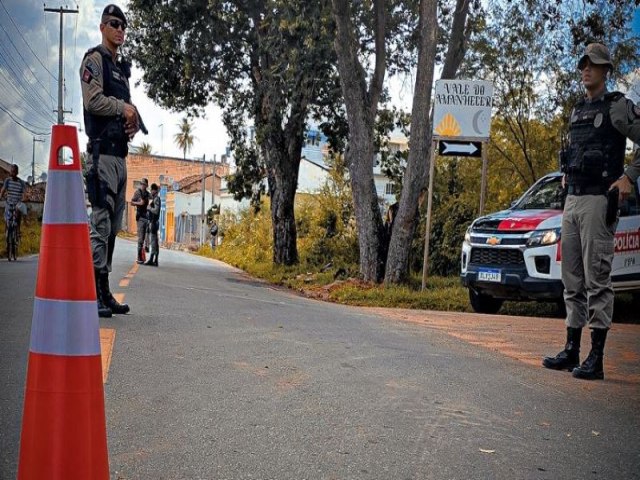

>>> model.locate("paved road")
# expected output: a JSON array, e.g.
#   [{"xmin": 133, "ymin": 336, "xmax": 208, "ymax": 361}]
[{"xmin": 1, "ymin": 240, "xmax": 639, "ymax": 480}]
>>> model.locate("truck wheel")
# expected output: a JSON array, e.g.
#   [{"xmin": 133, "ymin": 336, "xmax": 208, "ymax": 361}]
[{"xmin": 469, "ymin": 289, "xmax": 503, "ymax": 314}]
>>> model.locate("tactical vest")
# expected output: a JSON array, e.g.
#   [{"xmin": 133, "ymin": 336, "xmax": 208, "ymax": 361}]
[
  {"xmin": 566, "ymin": 92, "xmax": 627, "ymax": 190},
  {"xmin": 83, "ymin": 46, "xmax": 131, "ymax": 156}
]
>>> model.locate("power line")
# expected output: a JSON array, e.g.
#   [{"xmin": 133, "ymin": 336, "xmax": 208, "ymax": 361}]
[
  {"xmin": 0, "ymin": 0, "xmax": 57, "ymax": 81},
  {"xmin": 0, "ymin": 102, "xmax": 52, "ymax": 136},
  {"xmin": 0, "ymin": 50, "xmax": 56, "ymax": 123},
  {"xmin": 0, "ymin": 32, "xmax": 58, "ymax": 114},
  {"xmin": 0, "ymin": 69, "xmax": 55, "ymax": 127},
  {"xmin": 0, "ymin": 22, "xmax": 57, "ymax": 104},
  {"xmin": 0, "ymin": 52, "xmax": 56, "ymax": 124}
]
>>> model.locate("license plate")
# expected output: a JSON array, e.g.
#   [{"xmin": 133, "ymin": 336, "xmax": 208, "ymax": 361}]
[{"xmin": 478, "ymin": 268, "xmax": 501, "ymax": 282}]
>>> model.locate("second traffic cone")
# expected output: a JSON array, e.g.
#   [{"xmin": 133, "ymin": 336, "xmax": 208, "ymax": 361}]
[{"xmin": 17, "ymin": 125, "xmax": 109, "ymax": 479}]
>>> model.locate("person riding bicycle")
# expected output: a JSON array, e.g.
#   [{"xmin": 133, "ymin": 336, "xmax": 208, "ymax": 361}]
[{"xmin": 1, "ymin": 164, "xmax": 26, "ymax": 233}]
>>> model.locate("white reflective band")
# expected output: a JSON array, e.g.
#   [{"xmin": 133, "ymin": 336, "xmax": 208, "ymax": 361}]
[
  {"xmin": 29, "ymin": 298, "xmax": 101, "ymax": 356},
  {"xmin": 42, "ymin": 170, "xmax": 89, "ymax": 225}
]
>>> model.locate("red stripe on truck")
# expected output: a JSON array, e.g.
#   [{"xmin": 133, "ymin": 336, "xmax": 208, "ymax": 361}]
[{"xmin": 497, "ymin": 211, "xmax": 561, "ymax": 231}]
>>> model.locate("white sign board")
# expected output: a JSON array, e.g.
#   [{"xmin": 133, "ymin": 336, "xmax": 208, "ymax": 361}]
[{"xmin": 433, "ymin": 80, "xmax": 494, "ymax": 139}]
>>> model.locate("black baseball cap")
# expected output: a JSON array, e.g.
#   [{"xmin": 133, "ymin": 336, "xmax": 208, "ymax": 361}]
[{"xmin": 102, "ymin": 4, "xmax": 126, "ymax": 25}]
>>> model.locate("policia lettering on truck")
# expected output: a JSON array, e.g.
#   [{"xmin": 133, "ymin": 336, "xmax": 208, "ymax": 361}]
[{"xmin": 81, "ymin": 4, "xmax": 148, "ymax": 318}]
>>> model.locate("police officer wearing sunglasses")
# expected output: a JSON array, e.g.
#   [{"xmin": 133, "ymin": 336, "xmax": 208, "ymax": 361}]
[
  {"xmin": 80, "ymin": 4, "xmax": 144, "ymax": 318},
  {"xmin": 543, "ymin": 43, "xmax": 640, "ymax": 380}
]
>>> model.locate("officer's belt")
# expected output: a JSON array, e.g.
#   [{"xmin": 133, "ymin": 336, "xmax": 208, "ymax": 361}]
[
  {"xmin": 567, "ymin": 184, "xmax": 608, "ymax": 196},
  {"xmin": 88, "ymin": 140, "xmax": 127, "ymax": 158}
]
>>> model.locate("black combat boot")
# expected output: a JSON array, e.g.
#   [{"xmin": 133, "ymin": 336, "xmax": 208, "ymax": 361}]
[
  {"xmin": 145, "ymin": 253, "xmax": 155, "ymax": 266},
  {"xmin": 100, "ymin": 273, "xmax": 130, "ymax": 315},
  {"xmin": 152, "ymin": 253, "xmax": 158, "ymax": 267},
  {"xmin": 94, "ymin": 269, "xmax": 112, "ymax": 318},
  {"xmin": 137, "ymin": 246, "xmax": 144, "ymax": 264},
  {"xmin": 542, "ymin": 327, "xmax": 582, "ymax": 371},
  {"xmin": 572, "ymin": 329, "xmax": 607, "ymax": 380}
]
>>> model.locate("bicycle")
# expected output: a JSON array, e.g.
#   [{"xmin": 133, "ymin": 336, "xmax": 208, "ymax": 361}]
[{"xmin": 5, "ymin": 204, "xmax": 20, "ymax": 261}]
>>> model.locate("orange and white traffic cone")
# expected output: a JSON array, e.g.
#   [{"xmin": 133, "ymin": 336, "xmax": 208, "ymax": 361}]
[{"xmin": 17, "ymin": 125, "xmax": 109, "ymax": 479}]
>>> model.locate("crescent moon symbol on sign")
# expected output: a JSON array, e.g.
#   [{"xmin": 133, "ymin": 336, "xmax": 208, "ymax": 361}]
[{"xmin": 472, "ymin": 110, "xmax": 484, "ymax": 135}]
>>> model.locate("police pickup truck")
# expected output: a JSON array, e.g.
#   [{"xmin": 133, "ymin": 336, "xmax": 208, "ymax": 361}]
[{"xmin": 461, "ymin": 172, "xmax": 640, "ymax": 313}]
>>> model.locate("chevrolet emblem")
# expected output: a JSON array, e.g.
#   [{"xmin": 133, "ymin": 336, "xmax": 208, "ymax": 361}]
[{"xmin": 486, "ymin": 236, "xmax": 501, "ymax": 246}]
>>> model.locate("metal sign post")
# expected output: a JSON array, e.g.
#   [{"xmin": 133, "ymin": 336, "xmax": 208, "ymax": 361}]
[
  {"xmin": 479, "ymin": 145, "xmax": 489, "ymax": 216},
  {"xmin": 421, "ymin": 139, "xmax": 438, "ymax": 291}
]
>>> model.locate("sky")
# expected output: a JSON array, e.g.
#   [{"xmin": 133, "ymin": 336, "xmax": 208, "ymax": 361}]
[{"xmin": 1, "ymin": 2, "xmax": 639, "ymax": 181}]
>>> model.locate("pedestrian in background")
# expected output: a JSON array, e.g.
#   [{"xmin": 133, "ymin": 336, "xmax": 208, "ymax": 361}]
[
  {"xmin": 81, "ymin": 3, "xmax": 141, "ymax": 317},
  {"xmin": 543, "ymin": 43, "xmax": 640, "ymax": 380},
  {"xmin": 1, "ymin": 164, "xmax": 26, "ymax": 231},
  {"xmin": 131, "ymin": 177, "xmax": 150, "ymax": 264},
  {"xmin": 210, "ymin": 220, "xmax": 218, "ymax": 249},
  {"xmin": 145, "ymin": 183, "xmax": 161, "ymax": 266}
]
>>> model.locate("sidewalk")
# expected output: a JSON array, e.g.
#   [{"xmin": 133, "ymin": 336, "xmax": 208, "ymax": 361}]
[{"xmin": 368, "ymin": 308, "xmax": 640, "ymax": 394}]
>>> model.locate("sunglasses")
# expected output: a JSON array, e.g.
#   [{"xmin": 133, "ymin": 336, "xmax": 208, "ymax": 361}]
[{"xmin": 106, "ymin": 19, "xmax": 126, "ymax": 31}]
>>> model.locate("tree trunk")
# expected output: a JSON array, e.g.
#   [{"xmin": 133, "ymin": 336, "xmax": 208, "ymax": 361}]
[
  {"xmin": 347, "ymin": 130, "xmax": 386, "ymax": 282},
  {"xmin": 331, "ymin": 0, "xmax": 387, "ymax": 283},
  {"xmin": 384, "ymin": 0, "xmax": 439, "ymax": 284},
  {"xmin": 267, "ymin": 155, "xmax": 300, "ymax": 265},
  {"xmin": 260, "ymin": 110, "xmax": 302, "ymax": 266}
]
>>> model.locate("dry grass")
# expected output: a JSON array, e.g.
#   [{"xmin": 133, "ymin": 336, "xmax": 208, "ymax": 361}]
[
  {"xmin": 0, "ymin": 212, "xmax": 41, "ymax": 259},
  {"xmin": 197, "ymin": 245, "xmax": 639, "ymax": 323}
]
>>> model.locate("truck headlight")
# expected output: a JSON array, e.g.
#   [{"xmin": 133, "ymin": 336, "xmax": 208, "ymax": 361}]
[
  {"xmin": 527, "ymin": 228, "xmax": 561, "ymax": 248},
  {"xmin": 464, "ymin": 228, "xmax": 471, "ymax": 243}
]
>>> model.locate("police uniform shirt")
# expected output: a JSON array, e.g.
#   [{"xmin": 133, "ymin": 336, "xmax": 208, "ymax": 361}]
[
  {"xmin": 80, "ymin": 45, "xmax": 126, "ymax": 118},
  {"xmin": 609, "ymin": 94, "xmax": 640, "ymax": 182}
]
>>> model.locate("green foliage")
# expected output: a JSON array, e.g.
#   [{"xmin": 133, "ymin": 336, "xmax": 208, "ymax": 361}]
[
  {"xmin": 133, "ymin": 142, "xmax": 154, "ymax": 155},
  {"xmin": 211, "ymin": 157, "xmax": 359, "ymax": 273},
  {"xmin": 174, "ymin": 117, "xmax": 195, "ymax": 160},
  {"xmin": 127, "ymin": 0, "xmax": 339, "ymax": 265},
  {"xmin": 428, "ymin": 194, "xmax": 476, "ymax": 276}
]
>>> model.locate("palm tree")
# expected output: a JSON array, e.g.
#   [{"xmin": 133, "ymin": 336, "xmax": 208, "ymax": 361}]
[
  {"xmin": 133, "ymin": 142, "xmax": 154, "ymax": 155},
  {"xmin": 174, "ymin": 117, "xmax": 196, "ymax": 159}
]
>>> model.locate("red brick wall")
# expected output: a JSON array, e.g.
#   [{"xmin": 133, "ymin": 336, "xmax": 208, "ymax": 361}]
[{"xmin": 125, "ymin": 154, "xmax": 229, "ymax": 233}]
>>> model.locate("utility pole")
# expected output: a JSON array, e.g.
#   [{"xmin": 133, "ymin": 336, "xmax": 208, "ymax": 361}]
[
  {"xmin": 159, "ymin": 124, "xmax": 164, "ymax": 155},
  {"xmin": 200, "ymin": 154, "xmax": 206, "ymax": 246},
  {"xmin": 44, "ymin": 5, "xmax": 78, "ymax": 124},
  {"xmin": 32, "ymin": 137, "xmax": 45, "ymax": 185},
  {"xmin": 210, "ymin": 154, "xmax": 216, "ymax": 210}
]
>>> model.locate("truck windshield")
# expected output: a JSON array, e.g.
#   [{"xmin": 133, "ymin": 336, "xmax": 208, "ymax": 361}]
[{"xmin": 513, "ymin": 176, "xmax": 565, "ymax": 210}]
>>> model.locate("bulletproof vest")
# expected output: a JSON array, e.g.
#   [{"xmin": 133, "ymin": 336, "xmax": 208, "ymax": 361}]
[
  {"xmin": 148, "ymin": 196, "xmax": 161, "ymax": 222},
  {"xmin": 566, "ymin": 92, "xmax": 627, "ymax": 188},
  {"xmin": 83, "ymin": 46, "xmax": 131, "ymax": 150}
]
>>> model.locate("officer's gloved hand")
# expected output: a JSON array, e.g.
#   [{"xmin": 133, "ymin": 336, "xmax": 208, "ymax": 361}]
[
  {"xmin": 610, "ymin": 175, "xmax": 633, "ymax": 203},
  {"xmin": 123, "ymin": 104, "xmax": 139, "ymax": 139}
]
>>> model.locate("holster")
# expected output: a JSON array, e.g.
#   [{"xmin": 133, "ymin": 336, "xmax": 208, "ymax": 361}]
[
  {"xmin": 86, "ymin": 140, "xmax": 113, "ymax": 213},
  {"xmin": 606, "ymin": 187, "xmax": 619, "ymax": 226}
]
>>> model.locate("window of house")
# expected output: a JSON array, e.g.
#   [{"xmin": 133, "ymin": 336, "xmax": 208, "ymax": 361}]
[{"xmin": 385, "ymin": 183, "xmax": 394, "ymax": 195}]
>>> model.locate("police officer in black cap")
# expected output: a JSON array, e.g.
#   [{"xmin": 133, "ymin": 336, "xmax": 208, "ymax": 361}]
[
  {"xmin": 543, "ymin": 43, "xmax": 640, "ymax": 380},
  {"xmin": 80, "ymin": 4, "xmax": 146, "ymax": 317}
]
